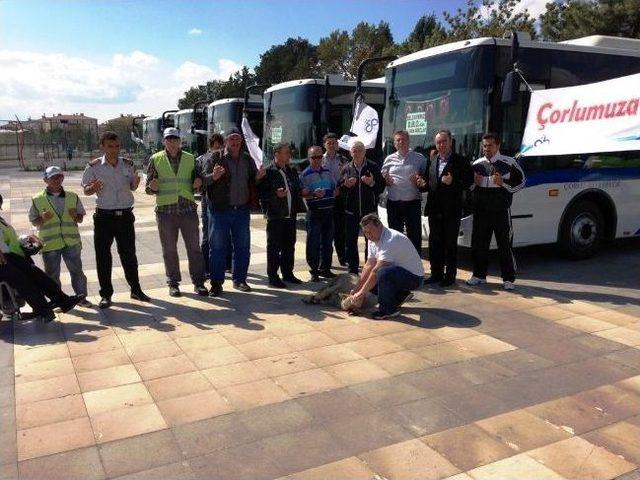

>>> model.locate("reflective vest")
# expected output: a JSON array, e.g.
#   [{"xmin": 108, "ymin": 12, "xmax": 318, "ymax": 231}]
[
  {"xmin": 151, "ymin": 151, "xmax": 195, "ymax": 206},
  {"xmin": 0, "ymin": 220, "xmax": 25, "ymax": 257},
  {"xmin": 32, "ymin": 190, "xmax": 81, "ymax": 253}
]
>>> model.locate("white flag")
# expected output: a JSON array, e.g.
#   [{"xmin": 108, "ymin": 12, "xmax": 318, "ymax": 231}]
[
  {"xmin": 339, "ymin": 98, "xmax": 379, "ymax": 150},
  {"xmin": 520, "ymin": 73, "xmax": 640, "ymax": 156},
  {"xmin": 241, "ymin": 116, "xmax": 263, "ymax": 168}
]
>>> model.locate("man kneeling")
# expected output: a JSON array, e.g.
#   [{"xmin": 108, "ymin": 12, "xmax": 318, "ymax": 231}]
[{"xmin": 351, "ymin": 214, "xmax": 424, "ymax": 319}]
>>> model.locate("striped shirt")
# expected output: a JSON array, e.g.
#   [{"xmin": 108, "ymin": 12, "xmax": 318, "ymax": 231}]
[{"xmin": 299, "ymin": 166, "xmax": 335, "ymax": 210}]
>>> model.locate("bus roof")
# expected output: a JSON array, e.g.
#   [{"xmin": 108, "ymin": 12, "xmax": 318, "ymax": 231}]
[
  {"xmin": 175, "ymin": 109, "xmax": 193, "ymax": 115},
  {"xmin": 265, "ymin": 75, "xmax": 385, "ymax": 94},
  {"xmin": 209, "ymin": 95, "xmax": 263, "ymax": 107},
  {"xmin": 388, "ymin": 35, "xmax": 640, "ymax": 69}
]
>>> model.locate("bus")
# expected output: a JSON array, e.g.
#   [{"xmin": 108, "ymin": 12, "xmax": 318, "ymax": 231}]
[
  {"xmin": 263, "ymin": 75, "xmax": 386, "ymax": 167},
  {"xmin": 207, "ymin": 96, "xmax": 264, "ymax": 141},
  {"xmin": 382, "ymin": 34, "xmax": 640, "ymax": 258},
  {"xmin": 174, "ymin": 107, "xmax": 207, "ymax": 156},
  {"xmin": 140, "ymin": 110, "xmax": 176, "ymax": 153}
]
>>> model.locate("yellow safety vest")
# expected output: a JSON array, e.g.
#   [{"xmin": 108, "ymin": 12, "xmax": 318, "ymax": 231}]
[
  {"xmin": 32, "ymin": 190, "xmax": 81, "ymax": 253},
  {"xmin": 0, "ymin": 220, "xmax": 25, "ymax": 257},
  {"xmin": 151, "ymin": 151, "xmax": 195, "ymax": 206}
]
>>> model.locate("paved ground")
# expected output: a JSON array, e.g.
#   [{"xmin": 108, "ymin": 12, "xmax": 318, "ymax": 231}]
[{"xmin": 1, "ymin": 169, "xmax": 640, "ymax": 480}]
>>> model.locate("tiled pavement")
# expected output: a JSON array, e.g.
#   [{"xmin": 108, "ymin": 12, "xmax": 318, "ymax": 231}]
[{"xmin": 1, "ymin": 169, "xmax": 640, "ymax": 480}]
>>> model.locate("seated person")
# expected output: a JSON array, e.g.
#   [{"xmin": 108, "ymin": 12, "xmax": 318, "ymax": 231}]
[
  {"xmin": 350, "ymin": 213, "xmax": 424, "ymax": 319},
  {"xmin": 0, "ymin": 194, "xmax": 81, "ymax": 322}
]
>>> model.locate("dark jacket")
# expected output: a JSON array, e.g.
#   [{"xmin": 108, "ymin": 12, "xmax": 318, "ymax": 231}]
[
  {"xmin": 257, "ymin": 163, "xmax": 306, "ymax": 220},
  {"xmin": 421, "ymin": 152, "xmax": 473, "ymax": 217},
  {"xmin": 471, "ymin": 154, "xmax": 525, "ymax": 212},
  {"xmin": 202, "ymin": 151, "xmax": 259, "ymax": 211},
  {"xmin": 338, "ymin": 159, "xmax": 385, "ymax": 217}
]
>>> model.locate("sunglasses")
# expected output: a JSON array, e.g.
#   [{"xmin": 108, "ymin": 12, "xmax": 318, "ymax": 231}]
[{"xmin": 310, "ymin": 155, "xmax": 323, "ymax": 160}]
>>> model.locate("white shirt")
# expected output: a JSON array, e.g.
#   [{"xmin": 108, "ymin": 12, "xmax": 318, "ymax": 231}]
[
  {"xmin": 368, "ymin": 227, "xmax": 425, "ymax": 277},
  {"xmin": 381, "ymin": 150, "xmax": 427, "ymax": 201},
  {"xmin": 277, "ymin": 167, "xmax": 292, "ymax": 217}
]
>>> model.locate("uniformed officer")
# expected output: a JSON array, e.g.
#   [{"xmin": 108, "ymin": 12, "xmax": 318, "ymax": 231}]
[
  {"xmin": 146, "ymin": 127, "xmax": 207, "ymax": 298},
  {"xmin": 81, "ymin": 131, "xmax": 150, "ymax": 308}
]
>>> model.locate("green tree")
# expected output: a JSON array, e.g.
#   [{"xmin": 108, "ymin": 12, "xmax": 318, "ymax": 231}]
[
  {"xmin": 254, "ymin": 37, "xmax": 319, "ymax": 84},
  {"xmin": 541, "ymin": 0, "xmax": 640, "ymax": 41},
  {"xmin": 401, "ymin": 14, "xmax": 447, "ymax": 54},
  {"xmin": 178, "ymin": 85, "xmax": 210, "ymax": 109}
]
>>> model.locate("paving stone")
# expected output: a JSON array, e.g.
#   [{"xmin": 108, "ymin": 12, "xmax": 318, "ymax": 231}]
[
  {"xmin": 15, "ymin": 373, "xmax": 80, "ymax": 404},
  {"xmin": 467, "ymin": 453, "xmax": 565, "ymax": 480},
  {"xmin": 237, "ymin": 399, "xmax": 315, "ymax": 439},
  {"xmin": 157, "ymin": 389, "xmax": 233, "ymax": 426},
  {"xmin": 286, "ymin": 456, "xmax": 377, "ymax": 480},
  {"xmin": 16, "ymin": 393, "xmax": 87, "ymax": 430},
  {"xmin": 17, "ymin": 446, "xmax": 105, "ymax": 480},
  {"xmin": 77, "ymin": 364, "xmax": 142, "ymax": 392},
  {"xmin": 391, "ymin": 397, "xmax": 466, "ymax": 437},
  {"xmin": 144, "ymin": 371, "xmax": 212, "ymax": 401},
  {"xmin": 0, "ymin": 462, "xmax": 18, "ymax": 480},
  {"xmin": 486, "ymin": 349, "xmax": 556, "ymax": 373},
  {"xmin": 220, "ymin": 378, "xmax": 290, "ymax": 410},
  {"xmin": 17, "ymin": 416, "xmax": 95, "ymax": 461},
  {"xmin": 323, "ymin": 359, "xmax": 390, "ymax": 386},
  {"xmin": 526, "ymin": 396, "xmax": 616, "ymax": 435},
  {"xmin": 349, "ymin": 376, "xmax": 426, "ymax": 408},
  {"xmin": 90, "ymin": 403, "xmax": 167, "ymax": 444},
  {"xmin": 190, "ymin": 441, "xmax": 284, "ymax": 480},
  {"xmin": 583, "ymin": 421, "xmax": 640, "ymax": 465},
  {"xmin": 111, "ymin": 461, "xmax": 195, "ymax": 480}
]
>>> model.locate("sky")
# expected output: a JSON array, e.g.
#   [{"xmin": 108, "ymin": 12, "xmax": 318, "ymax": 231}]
[{"xmin": 0, "ymin": 0, "xmax": 550, "ymax": 123}]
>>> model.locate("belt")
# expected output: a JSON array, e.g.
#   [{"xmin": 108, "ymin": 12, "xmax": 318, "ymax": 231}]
[
  {"xmin": 96, "ymin": 208, "xmax": 132, "ymax": 216},
  {"xmin": 230, "ymin": 204, "xmax": 247, "ymax": 210}
]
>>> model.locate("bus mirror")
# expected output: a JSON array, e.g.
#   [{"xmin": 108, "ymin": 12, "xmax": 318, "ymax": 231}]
[{"xmin": 502, "ymin": 71, "xmax": 520, "ymax": 105}]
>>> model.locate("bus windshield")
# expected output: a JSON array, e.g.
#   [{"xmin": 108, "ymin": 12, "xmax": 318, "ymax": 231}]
[
  {"xmin": 211, "ymin": 103, "xmax": 241, "ymax": 135},
  {"xmin": 264, "ymin": 84, "xmax": 316, "ymax": 164},
  {"xmin": 385, "ymin": 45, "xmax": 494, "ymax": 159}
]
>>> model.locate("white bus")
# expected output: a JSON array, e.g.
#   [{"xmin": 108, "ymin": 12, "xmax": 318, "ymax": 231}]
[{"xmin": 381, "ymin": 34, "xmax": 640, "ymax": 258}]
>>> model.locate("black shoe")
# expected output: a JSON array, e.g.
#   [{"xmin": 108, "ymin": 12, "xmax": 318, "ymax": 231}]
[
  {"xmin": 424, "ymin": 276, "xmax": 443, "ymax": 285},
  {"xmin": 38, "ymin": 310, "xmax": 57, "ymax": 323},
  {"xmin": 282, "ymin": 275, "xmax": 303, "ymax": 284},
  {"xmin": 439, "ymin": 278, "xmax": 456, "ymax": 287},
  {"xmin": 194, "ymin": 285, "xmax": 209, "ymax": 296},
  {"xmin": 399, "ymin": 292, "xmax": 414, "ymax": 306},
  {"xmin": 233, "ymin": 282, "xmax": 252, "ymax": 292},
  {"xmin": 169, "ymin": 286, "xmax": 181, "ymax": 297},
  {"xmin": 309, "ymin": 274, "xmax": 321, "ymax": 282},
  {"xmin": 371, "ymin": 310, "xmax": 400, "ymax": 320},
  {"xmin": 59, "ymin": 295, "xmax": 83, "ymax": 313},
  {"xmin": 209, "ymin": 282, "xmax": 223, "ymax": 297},
  {"xmin": 338, "ymin": 258, "xmax": 347, "ymax": 267},
  {"xmin": 130, "ymin": 290, "xmax": 151, "ymax": 302},
  {"xmin": 318, "ymin": 270, "xmax": 337, "ymax": 279},
  {"xmin": 98, "ymin": 297, "xmax": 111, "ymax": 309},
  {"xmin": 268, "ymin": 278, "xmax": 287, "ymax": 288}
]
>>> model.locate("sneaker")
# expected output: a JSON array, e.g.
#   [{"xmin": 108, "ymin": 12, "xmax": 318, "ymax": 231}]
[
  {"xmin": 194, "ymin": 285, "xmax": 209, "ymax": 296},
  {"xmin": 98, "ymin": 297, "xmax": 111, "ymax": 309},
  {"xmin": 503, "ymin": 281, "xmax": 516, "ymax": 290},
  {"xmin": 268, "ymin": 278, "xmax": 287, "ymax": 289},
  {"xmin": 78, "ymin": 298, "xmax": 93, "ymax": 308},
  {"xmin": 169, "ymin": 286, "xmax": 181, "ymax": 297},
  {"xmin": 318, "ymin": 270, "xmax": 337, "ymax": 279},
  {"xmin": 233, "ymin": 282, "xmax": 252, "ymax": 292},
  {"xmin": 209, "ymin": 282, "xmax": 223, "ymax": 297},
  {"xmin": 466, "ymin": 276, "xmax": 487, "ymax": 286},
  {"xmin": 371, "ymin": 310, "xmax": 400, "ymax": 320},
  {"xmin": 282, "ymin": 275, "xmax": 303, "ymax": 284},
  {"xmin": 130, "ymin": 290, "xmax": 151, "ymax": 302}
]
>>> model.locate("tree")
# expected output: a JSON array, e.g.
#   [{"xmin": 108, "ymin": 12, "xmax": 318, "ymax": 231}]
[
  {"xmin": 541, "ymin": 0, "xmax": 640, "ymax": 41},
  {"xmin": 317, "ymin": 30, "xmax": 350, "ymax": 77},
  {"xmin": 401, "ymin": 14, "xmax": 448, "ymax": 54},
  {"xmin": 178, "ymin": 85, "xmax": 210, "ymax": 109},
  {"xmin": 254, "ymin": 37, "xmax": 319, "ymax": 84}
]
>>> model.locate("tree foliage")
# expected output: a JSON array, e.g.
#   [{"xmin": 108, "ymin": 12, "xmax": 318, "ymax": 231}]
[{"xmin": 254, "ymin": 37, "xmax": 318, "ymax": 84}]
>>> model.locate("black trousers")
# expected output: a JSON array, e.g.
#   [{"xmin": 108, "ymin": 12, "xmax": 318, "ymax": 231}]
[
  {"xmin": 0, "ymin": 253, "xmax": 68, "ymax": 315},
  {"xmin": 333, "ymin": 196, "xmax": 346, "ymax": 263},
  {"xmin": 266, "ymin": 217, "xmax": 296, "ymax": 280},
  {"xmin": 387, "ymin": 199, "xmax": 422, "ymax": 255},
  {"xmin": 428, "ymin": 212, "xmax": 461, "ymax": 281},
  {"xmin": 344, "ymin": 212, "xmax": 369, "ymax": 274},
  {"xmin": 471, "ymin": 208, "xmax": 516, "ymax": 282},
  {"xmin": 93, "ymin": 209, "xmax": 141, "ymax": 298}
]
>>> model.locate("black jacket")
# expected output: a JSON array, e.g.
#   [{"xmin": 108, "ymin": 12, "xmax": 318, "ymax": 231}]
[
  {"xmin": 421, "ymin": 152, "xmax": 473, "ymax": 216},
  {"xmin": 257, "ymin": 164, "xmax": 306, "ymax": 220},
  {"xmin": 202, "ymin": 151, "xmax": 258, "ymax": 211},
  {"xmin": 471, "ymin": 154, "xmax": 525, "ymax": 212},
  {"xmin": 338, "ymin": 159, "xmax": 385, "ymax": 217}
]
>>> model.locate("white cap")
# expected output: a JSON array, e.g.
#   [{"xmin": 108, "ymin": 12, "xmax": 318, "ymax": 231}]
[
  {"xmin": 44, "ymin": 165, "xmax": 63, "ymax": 179},
  {"xmin": 163, "ymin": 127, "xmax": 181, "ymax": 139}
]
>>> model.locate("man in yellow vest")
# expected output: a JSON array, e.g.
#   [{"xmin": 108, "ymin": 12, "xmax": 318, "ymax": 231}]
[
  {"xmin": 29, "ymin": 166, "xmax": 91, "ymax": 307},
  {"xmin": 146, "ymin": 128, "xmax": 207, "ymax": 297},
  {"xmin": 0, "ymin": 193, "xmax": 82, "ymax": 322}
]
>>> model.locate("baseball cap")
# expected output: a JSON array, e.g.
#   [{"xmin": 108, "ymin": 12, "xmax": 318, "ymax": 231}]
[
  {"xmin": 163, "ymin": 127, "xmax": 181, "ymax": 139},
  {"xmin": 224, "ymin": 127, "xmax": 243, "ymax": 139},
  {"xmin": 44, "ymin": 165, "xmax": 63, "ymax": 179}
]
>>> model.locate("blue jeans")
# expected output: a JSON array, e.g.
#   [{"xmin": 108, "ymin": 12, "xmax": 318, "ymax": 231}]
[
  {"xmin": 306, "ymin": 209, "xmax": 334, "ymax": 274},
  {"xmin": 377, "ymin": 265, "xmax": 423, "ymax": 314},
  {"xmin": 42, "ymin": 244, "xmax": 87, "ymax": 296},
  {"xmin": 209, "ymin": 206, "xmax": 250, "ymax": 283},
  {"xmin": 200, "ymin": 197, "xmax": 209, "ymax": 277}
]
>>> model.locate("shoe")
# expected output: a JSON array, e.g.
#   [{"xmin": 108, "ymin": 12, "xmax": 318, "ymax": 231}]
[
  {"xmin": 269, "ymin": 278, "xmax": 287, "ymax": 288},
  {"xmin": 348, "ymin": 269, "xmax": 359, "ymax": 275},
  {"xmin": 424, "ymin": 276, "xmax": 443, "ymax": 285},
  {"xmin": 503, "ymin": 281, "xmax": 515, "ymax": 290},
  {"xmin": 194, "ymin": 285, "xmax": 209, "ymax": 296},
  {"xmin": 338, "ymin": 258, "xmax": 347, "ymax": 267},
  {"xmin": 466, "ymin": 276, "xmax": 487, "ymax": 286},
  {"xmin": 318, "ymin": 270, "xmax": 337, "ymax": 279},
  {"xmin": 130, "ymin": 290, "xmax": 151, "ymax": 302},
  {"xmin": 439, "ymin": 278, "xmax": 456, "ymax": 287},
  {"xmin": 169, "ymin": 286, "xmax": 181, "ymax": 297},
  {"xmin": 371, "ymin": 310, "xmax": 400, "ymax": 320},
  {"xmin": 282, "ymin": 275, "xmax": 303, "ymax": 284},
  {"xmin": 59, "ymin": 294, "xmax": 83, "ymax": 313},
  {"xmin": 98, "ymin": 297, "xmax": 111, "ymax": 309},
  {"xmin": 38, "ymin": 310, "xmax": 57, "ymax": 323},
  {"xmin": 209, "ymin": 282, "xmax": 223, "ymax": 297},
  {"xmin": 309, "ymin": 274, "xmax": 321, "ymax": 282},
  {"xmin": 78, "ymin": 298, "xmax": 93, "ymax": 308},
  {"xmin": 399, "ymin": 292, "xmax": 414, "ymax": 306},
  {"xmin": 233, "ymin": 282, "xmax": 252, "ymax": 292}
]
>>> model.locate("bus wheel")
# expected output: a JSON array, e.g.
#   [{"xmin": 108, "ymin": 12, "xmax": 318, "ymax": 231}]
[{"xmin": 559, "ymin": 200, "xmax": 604, "ymax": 259}]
